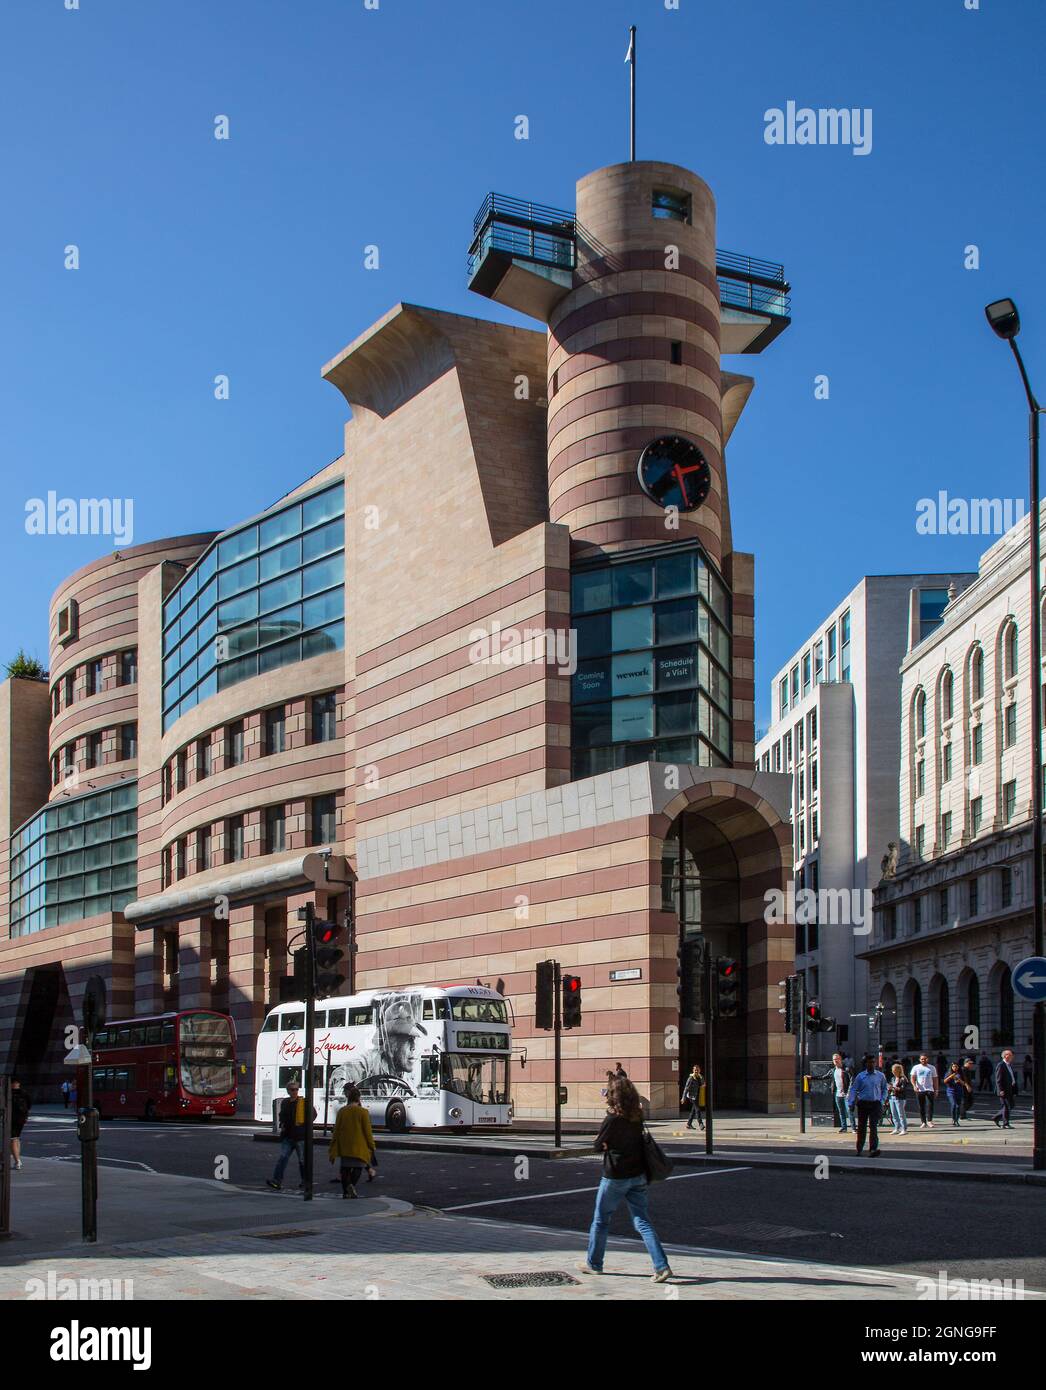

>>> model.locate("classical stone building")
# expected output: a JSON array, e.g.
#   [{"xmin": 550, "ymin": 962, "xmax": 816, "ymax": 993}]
[
  {"xmin": 866, "ymin": 517, "xmax": 1043, "ymax": 1062},
  {"xmin": 757, "ymin": 573, "xmax": 974, "ymax": 1060},
  {"xmin": 0, "ymin": 159, "xmax": 798, "ymax": 1116}
]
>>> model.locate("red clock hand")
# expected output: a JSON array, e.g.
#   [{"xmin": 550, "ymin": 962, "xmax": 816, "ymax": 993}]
[{"xmin": 671, "ymin": 461, "xmax": 704, "ymax": 508}]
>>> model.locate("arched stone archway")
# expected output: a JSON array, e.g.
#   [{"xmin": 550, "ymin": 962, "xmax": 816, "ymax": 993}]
[
  {"xmin": 957, "ymin": 967, "xmax": 980, "ymax": 1048},
  {"xmin": 988, "ymin": 961, "xmax": 1015, "ymax": 1048},
  {"xmin": 651, "ymin": 774, "xmax": 792, "ymax": 1113},
  {"xmin": 902, "ymin": 978, "xmax": 923, "ymax": 1052},
  {"xmin": 879, "ymin": 982, "xmax": 898, "ymax": 1051},
  {"xmin": 928, "ymin": 973, "xmax": 950, "ymax": 1053}
]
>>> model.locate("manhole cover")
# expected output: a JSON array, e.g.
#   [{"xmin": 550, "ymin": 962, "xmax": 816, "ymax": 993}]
[
  {"xmin": 247, "ymin": 1229, "xmax": 322, "ymax": 1241},
  {"xmin": 483, "ymin": 1271, "xmax": 580, "ymax": 1289}
]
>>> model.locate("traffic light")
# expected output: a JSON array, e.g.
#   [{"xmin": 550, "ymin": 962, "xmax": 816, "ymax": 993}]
[
  {"xmin": 312, "ymin": 917, "xmax": 346, "ymax": 999},
  {"xmin": 715, "ymin": 957, "xmax": 740, "ymax": 1019},
  {"xmin": 778, "ymin": 974, "xmax": 799, "ymax": 1034},
  {"xmin": 677, "ymin": 938, "xmax": 703, "ymax": 1021},
  {"xmin": 806, "ymin": 1001, "xmax": 836, "ymax": 1034},
  {"xmin": 562, "ymin": 974, "xmax": 582, "ymax": 1029},
  {"xmin": 279, "ymin": 947, "xmax": 309, "ymax": 1003},
  {"xmin": 535, "ymin": 960, "xmax": 555, "ymax": 1031}
]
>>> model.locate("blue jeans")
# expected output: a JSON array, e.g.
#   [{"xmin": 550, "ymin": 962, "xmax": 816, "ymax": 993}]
[
  {"xmin": 586, "ymin": 1175, "xmax": 669, "ymax": 1273},
  {"xmin": 833, "ymin": 1095, "xmax": 853, "ymax": 1130},
  {"xmin": 889, "ymin": 1097, "xmax": 907, "ymax": 1132},
  {"xmin": 273, "ymin": 1138, "xmax": 303, "ymax": 1185}
]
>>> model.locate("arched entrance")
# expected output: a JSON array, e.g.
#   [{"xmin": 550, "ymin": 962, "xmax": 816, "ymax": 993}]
[
  {"xmin": 654, "ymin": 778, "xmax": 792, "ymax": 1113},
  {"xmin": 928, "ymin": 973, "xmax": 950, "ymax": 1053},
  {"xmin": 879, "ymin": 983, "xmax": 898, "ymax": 1051},
  {"xmin": 662, "ymin": 811, "xmax": 743, "ymax": 1100},
  {"xmin": 989, "ymin": 962, "xmax": 1015, "ymax": 1048},
  {"xmin": 902, "ymin": 978, "xmax": 923, "ymax": 1052},
  {"xmin": 958, "ymin": 967, "xmax": 980, "ymax": 1044}
]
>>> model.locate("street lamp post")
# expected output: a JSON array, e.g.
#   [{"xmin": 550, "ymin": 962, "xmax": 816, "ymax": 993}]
[{"xmin": 985, "ymin": 298, "xmax": 1045, "ymax": 1171}]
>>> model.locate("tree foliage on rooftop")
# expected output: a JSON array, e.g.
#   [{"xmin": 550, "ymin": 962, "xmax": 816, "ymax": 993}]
[{"xmin": 5, "ymin": 649, "xmax": 48, "ymax": 680}]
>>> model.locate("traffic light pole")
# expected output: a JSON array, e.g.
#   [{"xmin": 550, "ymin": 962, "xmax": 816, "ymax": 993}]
[
  {"xmin": 553, "ymin": 960, "xmax": 562, "ymax": 1148},
  {"xmin": 302, "ymin": 902, "xmax": 316, "ymax": 1202},
  {"xmin": 799, "ymin": 973, "xmax": 808, "ymax": 1135},
  {"xmin": 703, "ymin": 947, "xmax": 714, "ymax": 1155}
]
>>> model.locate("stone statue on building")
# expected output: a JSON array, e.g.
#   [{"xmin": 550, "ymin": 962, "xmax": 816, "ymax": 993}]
[{"xmin": 880, "ymin": 842, "xmax": 899, "ymax": 881}]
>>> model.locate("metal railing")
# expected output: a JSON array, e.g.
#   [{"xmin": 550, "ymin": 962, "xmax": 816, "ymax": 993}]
[
  {"xmin": 469, "ymin": 192, "xmax": 791, "ymax": 319},
  {"xmin": 717, "ymin": 273, "xmax": 791, "ymax": 319},
  {"xmin": 714, "ymin": 247, "xmax": 787, "ymax": 288},
  {"xmin": 471, "ymin": 192, "xmax": 576, "ymax": 240},
  {"xmin": 467, "ymin": 222, "xmax": 576, "ymax": 280}
]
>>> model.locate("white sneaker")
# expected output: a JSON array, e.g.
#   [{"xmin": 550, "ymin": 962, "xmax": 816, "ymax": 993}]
[{"xmin": 14, "ymin": 1159, "xmax": 22, "ymax": 1170}]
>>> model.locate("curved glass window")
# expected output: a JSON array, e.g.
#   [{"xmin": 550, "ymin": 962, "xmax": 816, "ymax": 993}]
[
  {"xmin": 9, "ymin": 783, "xmax": 138, "ymax": 938},
  {"xmin": 162, "ymin": 482, "xmax": 344, "ymax": 730},
  {"xmin": 570, "ymin": 542, "xmax": 731, "ymax": 778}
]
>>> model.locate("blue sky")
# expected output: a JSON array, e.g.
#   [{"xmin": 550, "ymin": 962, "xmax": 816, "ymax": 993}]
[{"xmin": 2, "ymin": 0, "xmax": 1044, "ymax": 731}]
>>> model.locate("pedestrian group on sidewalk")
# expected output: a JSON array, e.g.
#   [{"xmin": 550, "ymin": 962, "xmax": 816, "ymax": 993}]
[{"xmin": 820, "ymin": 1047, "xmax": 1027, "ymax": 1149}]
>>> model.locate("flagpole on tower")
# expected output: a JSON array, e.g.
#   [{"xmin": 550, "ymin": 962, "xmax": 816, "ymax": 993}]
[{"xmin": 626, "ymin": 26, "xmax": 636, "ymax": 161}]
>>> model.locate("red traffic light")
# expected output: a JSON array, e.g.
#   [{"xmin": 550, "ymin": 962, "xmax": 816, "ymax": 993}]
[
  {"xmin": 565, "ymin": 977, "xmax": 580, "ymax": 992},
  {"xmin": 313, "ymin": 921, "xmax": 339, "ymax": 945}
]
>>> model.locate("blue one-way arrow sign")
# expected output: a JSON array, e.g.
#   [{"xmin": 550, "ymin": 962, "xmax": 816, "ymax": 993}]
[{"xmin": 1012, "ymin": 957, "xmax": 1046, "ymax": 1003}]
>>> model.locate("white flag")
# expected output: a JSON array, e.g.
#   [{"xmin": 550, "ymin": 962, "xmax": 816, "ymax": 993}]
[{"xmin": 625, "ymin": 32, "xmax": 634, "ymax": 63}]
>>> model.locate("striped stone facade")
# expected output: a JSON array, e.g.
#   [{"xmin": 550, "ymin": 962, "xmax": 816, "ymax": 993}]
[{"xmin": 0, "ymin": 160, "xmax": 794, "ymax": 1114}]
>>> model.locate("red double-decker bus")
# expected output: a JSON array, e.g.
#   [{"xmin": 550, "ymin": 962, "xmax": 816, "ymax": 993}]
[{"xmin": 90, "ymin": 1010, "xmax": 237, "ymax": 1120}]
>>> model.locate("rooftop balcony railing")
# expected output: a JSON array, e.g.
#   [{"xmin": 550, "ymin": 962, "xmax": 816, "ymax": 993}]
[
  {"xmin": 467, "ymin": 193, "xmax": 576, "ymax": 279},
  {"xmin": 468, "ymin": 192, "xmax": 791, "ymax": 345}
]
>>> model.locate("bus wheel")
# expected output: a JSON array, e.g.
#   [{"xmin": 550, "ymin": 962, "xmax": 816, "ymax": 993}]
[
  {"xmin": 385, "ymin": 1100, "xmax": 408, "ymax": 1132},
  {"xmin": 144, "ymin": 1101, "xmax": 157, "ymax": 1122}
]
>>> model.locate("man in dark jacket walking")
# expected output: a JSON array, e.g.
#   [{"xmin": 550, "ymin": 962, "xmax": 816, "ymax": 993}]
[
  {"xmin": 266, "ymin": 1080, "xmax": 316, "ymax": 1190},
  {"xmin": 681, "ymin": 1065, "xmax": 704, "ymax": 1130},
  {"xmin": 9, "ymin": 1078, "xmax": 31, "ymax": 1170},
  {"xmin": 992, "ymin": 1050, "xmax": 1019, "ymax": 1130}
]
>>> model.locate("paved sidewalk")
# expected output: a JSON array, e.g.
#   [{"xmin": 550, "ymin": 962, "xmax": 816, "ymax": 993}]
[
  {"xmin": 0, "ymin": 1156, "xmax": 405, "ymax": 1258},
  {"xmin": 0, "ymin": 1160, "xmax": 960, "ymax": 1302},
  {"xmin": 4, "ymin": 1156, "xmax": 1045, "ymax": 1301}
]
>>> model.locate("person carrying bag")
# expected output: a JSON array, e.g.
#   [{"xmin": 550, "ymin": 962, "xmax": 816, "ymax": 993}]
[{"xmin": 577, "ymin": 1077, "xmax": 674, "ymax": 1282}]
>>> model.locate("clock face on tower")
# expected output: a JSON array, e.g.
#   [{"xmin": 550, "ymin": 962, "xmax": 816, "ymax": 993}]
[{"xmin": 636, "ymin": 436, "xmax": 712, "ymax": 513}]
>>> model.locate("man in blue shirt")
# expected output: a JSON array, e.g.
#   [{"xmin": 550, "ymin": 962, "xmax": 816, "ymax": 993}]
[{"xmin": 846, "ymin": 1055, "xmax": 888, "ymax": 1157}]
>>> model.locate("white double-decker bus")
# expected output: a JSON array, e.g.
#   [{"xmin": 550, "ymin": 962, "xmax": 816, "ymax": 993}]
[{"xmin": 254, "ymin": 984, "xmax": 512, "ymax": 1131}]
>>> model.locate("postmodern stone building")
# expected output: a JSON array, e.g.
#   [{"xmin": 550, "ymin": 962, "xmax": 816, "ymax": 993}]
[
  {"xmin": 0, "ymin": 160, "xmax": 798, "ymax": 1115},
  {"xmin": 867, "ymin": 514, "xmax": 1044, "ymax": 1061},
  {"xmin": 756, "ymin": 572, "xmax": 974, "ymax": 1059}
]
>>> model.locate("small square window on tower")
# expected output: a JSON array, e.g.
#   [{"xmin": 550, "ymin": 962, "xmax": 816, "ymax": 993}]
[
  {"xmin": 670, "ymin": 341, "xmax": 683, "ymax": 366},
  {"xmin": 652, "ymin": 189, "xmax": 691, "ymax": 223},
  {"xmin": 56, "ymin": 599, "xmax": 79, "ymax": 646}
]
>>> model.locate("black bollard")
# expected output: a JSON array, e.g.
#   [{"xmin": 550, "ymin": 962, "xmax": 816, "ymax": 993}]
[{"xmin": 76, "ymin": 1105, "xmax": 99, "ymax": 1243}]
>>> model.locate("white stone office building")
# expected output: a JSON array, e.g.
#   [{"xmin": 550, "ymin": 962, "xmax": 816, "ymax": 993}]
[
  {"xmin": 867, "ymin": 519, "xmax": 1044, "ymax": 1065},
  {"xmin": 757, "ymin": 573, "xmax": 974, "ymax": 1059}
]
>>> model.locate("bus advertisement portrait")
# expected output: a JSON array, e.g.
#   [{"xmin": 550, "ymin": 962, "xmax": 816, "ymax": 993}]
[
  {"xmin": 256, "ymin": 986, "xmax": 512, "ymax": 1131},
  {"xmin": 327, "ymin": 992, "xmax": 425, "ymax": 1100}
]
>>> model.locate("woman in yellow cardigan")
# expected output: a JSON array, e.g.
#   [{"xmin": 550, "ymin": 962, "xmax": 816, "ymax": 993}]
[{"xmin": 328, "ymin": 1084, "xmax": 377, "ymax": 1198}]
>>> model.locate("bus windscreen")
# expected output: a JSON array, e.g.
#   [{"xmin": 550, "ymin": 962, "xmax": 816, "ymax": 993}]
[{"xmin": 179, "ymin": 1014, "xmax": 235, "ymax": 1097}]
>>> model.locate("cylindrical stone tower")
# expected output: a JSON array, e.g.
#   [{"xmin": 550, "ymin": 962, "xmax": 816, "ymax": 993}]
[{"xmin": 546, "ymin": 161, "xmax": 724, "ymax": 563}]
